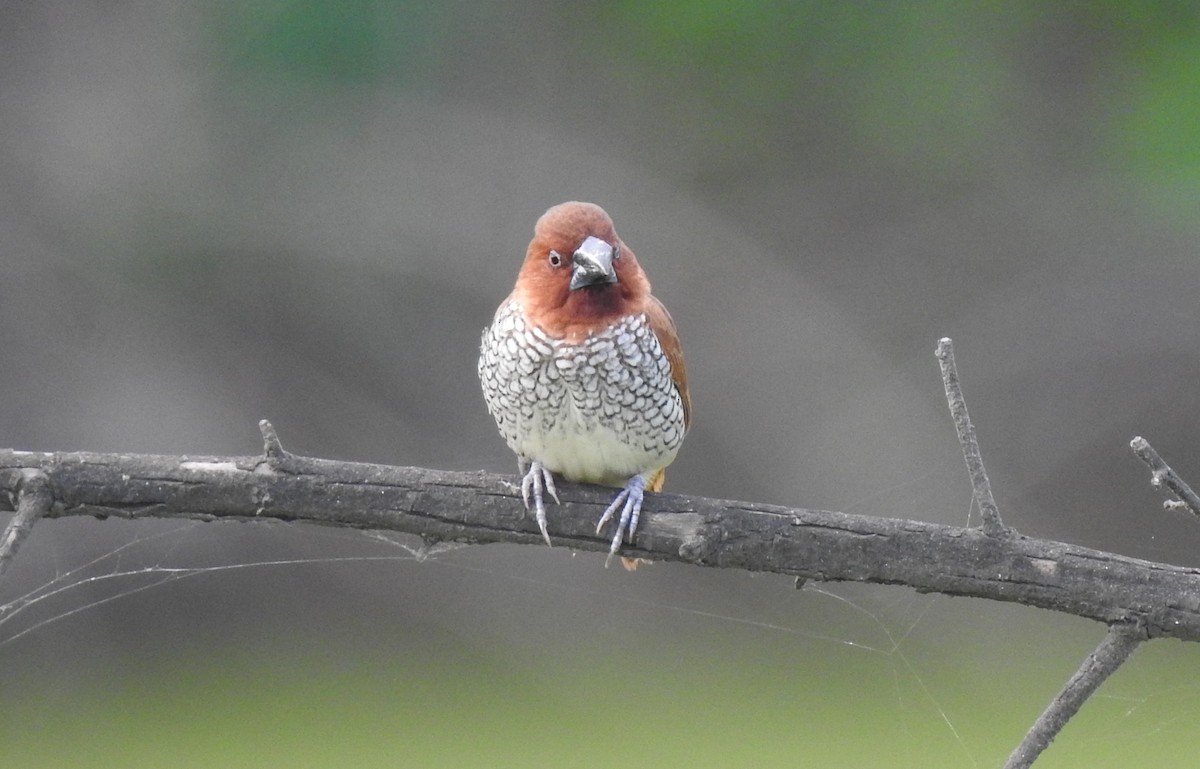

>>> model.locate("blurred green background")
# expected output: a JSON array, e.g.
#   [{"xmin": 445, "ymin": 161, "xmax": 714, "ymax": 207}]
[{"xmin": 3, "ymin": 2, "xmax": 1200, "ymax": 767}]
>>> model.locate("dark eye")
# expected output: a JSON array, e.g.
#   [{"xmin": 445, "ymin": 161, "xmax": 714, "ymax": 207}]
[{"xmin": 548, "ymin": 250, "xmax": 563, "ymax": 267}]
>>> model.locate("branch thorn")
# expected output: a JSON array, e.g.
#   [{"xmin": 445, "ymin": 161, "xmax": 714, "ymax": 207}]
[{"xmin": 258, "ymin": 419, "xmax": 292, "ymax": 468}]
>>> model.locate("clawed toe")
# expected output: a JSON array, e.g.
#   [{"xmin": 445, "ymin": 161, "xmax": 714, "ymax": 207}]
[
  {"xmin": 596, "ymin": 475, "xmax": 646, "ymax": 566},
  {"xmin": 520, "ymin": 461, "xmax": 557, "ymax": 546},
  {"xmin": 519, "ymin": 465, "xmax": 651, "ymax": 562}
]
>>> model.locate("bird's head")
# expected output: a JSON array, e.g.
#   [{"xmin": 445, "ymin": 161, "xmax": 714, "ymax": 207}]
[{"xmin": 514, "ymin": 201, "xmax": 650, "ymax": 340}]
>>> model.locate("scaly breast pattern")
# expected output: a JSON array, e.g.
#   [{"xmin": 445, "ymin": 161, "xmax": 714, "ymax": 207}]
[{"xmin": 478, "ymin": 300, "xmax": 685, "ymax": 486}]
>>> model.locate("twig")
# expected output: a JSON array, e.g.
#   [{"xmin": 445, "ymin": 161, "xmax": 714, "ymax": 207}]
[
  {"xmin": 1003, "ymin": 622, "xmax": 1144, "ymax": 769},
  {"xmin": 0, "ymin": 471, "xmax": 52, "ymax": 577},
  {"xmin": 936, "ymin": 338, "xmax": 1007, "ymax": 537},
  {"xmin": 1131, "ymin": 436, "xmax": 1200, "ymax": 518}
]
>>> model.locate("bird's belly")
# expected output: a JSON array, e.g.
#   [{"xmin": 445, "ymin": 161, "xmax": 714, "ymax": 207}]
[
  {"xmin": 479, "ymin": 305, "xmax": 685, "ymax": 485},
  {"xmin": 518, "ymin": 414, "xmax": 675, "ymax": 486}
]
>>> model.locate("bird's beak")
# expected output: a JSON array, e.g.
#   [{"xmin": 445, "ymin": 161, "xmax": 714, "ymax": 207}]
[{"xmin": 569, "ymin": 236, "xmax": 619, "ymax": 290}]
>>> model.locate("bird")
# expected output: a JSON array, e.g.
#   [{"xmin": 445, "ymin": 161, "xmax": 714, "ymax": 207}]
[{"xmin": 478, "ymin": 201, "xmax": 691, "ymax": 564}]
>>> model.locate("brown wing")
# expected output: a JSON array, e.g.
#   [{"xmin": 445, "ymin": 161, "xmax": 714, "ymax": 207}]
[{"xmin": 644, "ymin": 294, "xmax": 692, "ymax": 433}]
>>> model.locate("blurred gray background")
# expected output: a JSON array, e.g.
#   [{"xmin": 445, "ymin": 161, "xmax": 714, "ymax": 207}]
[{"xmin": 2, "ymin": 3, "xmax": 1199, "ymax": 768}]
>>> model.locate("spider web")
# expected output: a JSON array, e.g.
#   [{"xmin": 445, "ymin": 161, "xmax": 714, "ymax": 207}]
[{"xmin": 0, "ymin": 479, "xmax": 1194, "ymax": 769}]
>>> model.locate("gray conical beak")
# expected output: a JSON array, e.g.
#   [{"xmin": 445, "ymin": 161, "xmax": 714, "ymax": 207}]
[{"xmin": 569, "ymin": 236, "xmax": 619, "ymax": 290}]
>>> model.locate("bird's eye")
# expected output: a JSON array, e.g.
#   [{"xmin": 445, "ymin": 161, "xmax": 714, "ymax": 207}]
[{"xmin": 548, "ymin": 250, "xmax": 563, "ymax": 267}]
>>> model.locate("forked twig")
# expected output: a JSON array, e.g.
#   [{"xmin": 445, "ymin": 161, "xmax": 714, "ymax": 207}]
[
  {"xmin": 937, "ymin": 339, "xmax": 1150, "ymax": 768},
  {"xmin": 936, "ymin": 338, "xmax": 1007, "ymax": 537},
  {"xmin": 1131, "ymin": 436, "xmax": 1200, "ymax": 517}
]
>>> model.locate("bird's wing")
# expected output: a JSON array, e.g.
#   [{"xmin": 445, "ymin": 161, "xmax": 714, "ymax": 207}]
[{"xmin": 645, "ymin": 295, "xmax": 691, "ymax": 432}]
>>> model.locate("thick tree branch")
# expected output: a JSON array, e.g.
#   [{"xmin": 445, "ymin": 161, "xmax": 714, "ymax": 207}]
[
  {"xmin": 2, "ymin": 437, "xmax": 1199, "ymax": 642},
  {"xmin": 3, "ymin": 345, "xmax": 1198, "ymax": 768}
]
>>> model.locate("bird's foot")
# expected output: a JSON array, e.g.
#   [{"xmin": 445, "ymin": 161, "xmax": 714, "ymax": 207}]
[
  {"xmin": 519, "ymin": 460, "xmax": 558, "ymax": 546},
  {"xmin": 596, "ymin": 475, "xmax": 646, "ymax": 567}
]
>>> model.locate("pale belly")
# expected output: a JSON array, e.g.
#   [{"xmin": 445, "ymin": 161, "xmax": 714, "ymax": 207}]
[
  {"xmin": 479, "ymin": 301, "xmax": 685, "ymax": 485},
  {"xmin": 514, "ymin": 399, "xmax": 681, "ymax": 486}
]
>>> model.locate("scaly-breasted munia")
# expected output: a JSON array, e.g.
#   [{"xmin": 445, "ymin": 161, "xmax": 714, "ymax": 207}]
[{"xmin": 478, "ymin": 201, "xmax": 691, "ymax": 563}]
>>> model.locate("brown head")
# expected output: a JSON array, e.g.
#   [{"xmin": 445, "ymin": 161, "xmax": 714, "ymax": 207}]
[{"xmin": 513, "ymin": 202, "xmax": 652, "ymax": 340}]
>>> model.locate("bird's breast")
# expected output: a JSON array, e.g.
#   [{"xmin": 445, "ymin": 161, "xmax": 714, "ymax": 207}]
[{"xmin": 478, "ymin": 301, "xmax": 685, "ymax": 484}]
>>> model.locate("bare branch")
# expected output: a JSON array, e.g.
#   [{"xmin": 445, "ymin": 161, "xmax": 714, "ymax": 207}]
[
  {"xmin": 1131, "ymin": 436, "xmax": 1200, "ymax": 518},
  {"xmin": 1004, "ymin": 622, "xmax": 1145, "ymax": 769},
  {"xmin": 0, "ymin": 343, "xmax": 1189, "ymax": 768},
  {"xmin": 0, "ymin": 470, "xmax": 52, "ymax": 577},
  {"xmin": 2, "ymin": 447, "xmax": 1199, "ymax": 642},
  {"xmin": 936, "ymin": 338, "xmax": 1007, "ymax": 537}
]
